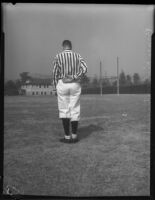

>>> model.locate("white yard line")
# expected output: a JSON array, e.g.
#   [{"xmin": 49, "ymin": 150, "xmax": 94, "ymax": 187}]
[{"xmin": 81, "ymin": 115, "xmax": 110, "ymax": 121}]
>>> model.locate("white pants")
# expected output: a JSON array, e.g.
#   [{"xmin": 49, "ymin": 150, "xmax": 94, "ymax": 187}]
[{"xmin": 56, "ymin": 79, "xmax": 81, "ymax": 121}]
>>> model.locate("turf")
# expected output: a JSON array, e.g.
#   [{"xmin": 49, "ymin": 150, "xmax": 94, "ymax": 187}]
[{"xmin": 4, "ymin": 94, "xmax": 150, "ymax": 196}]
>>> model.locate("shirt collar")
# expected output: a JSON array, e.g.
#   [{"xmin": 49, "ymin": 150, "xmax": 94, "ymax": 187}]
[{"xmin": 64, "ymin": 49, "xmax": 72, "ymax": 52}]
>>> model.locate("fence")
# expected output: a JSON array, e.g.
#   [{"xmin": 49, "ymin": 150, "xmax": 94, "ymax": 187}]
[
  {"xmin": 82, "ymin": 84, "xmax": 150, "ymax": 95},
  {"xmin": 4, "ymin": 84, "xmax": 150, "ymax": 96}
]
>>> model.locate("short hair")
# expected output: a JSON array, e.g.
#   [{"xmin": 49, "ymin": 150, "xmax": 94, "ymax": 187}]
[{"xmin": 62, "ymin": 40, "xmax": 72, "ymax": 49}]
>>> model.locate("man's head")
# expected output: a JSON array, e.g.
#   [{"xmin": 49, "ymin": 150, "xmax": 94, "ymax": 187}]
[{"xmin": 62, "ymin": 40, "xmax": 72, "ymax": 50}]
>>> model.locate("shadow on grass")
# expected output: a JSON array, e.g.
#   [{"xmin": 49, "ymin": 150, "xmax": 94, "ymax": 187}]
[{"xmin": 78, "ymin": 124, "xmax": 103, "ymax": 140}]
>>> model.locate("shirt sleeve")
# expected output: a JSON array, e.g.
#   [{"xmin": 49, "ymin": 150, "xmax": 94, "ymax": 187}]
[
  {"xmin": 52, "ymin": 56, "xmax": 60, "ymax": 89},
  {"xmin": 74, "ymin": 54, "xmax": 87, "ymax": 79}
]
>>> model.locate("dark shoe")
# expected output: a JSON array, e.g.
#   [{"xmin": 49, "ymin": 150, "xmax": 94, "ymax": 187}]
[
  {"xmin": 59, "ymin": 138, "xmax": 72, "ymax": 144},
  {"xmin": 71, "ymin": 137, "xmax": 79, "ymax": 143}
]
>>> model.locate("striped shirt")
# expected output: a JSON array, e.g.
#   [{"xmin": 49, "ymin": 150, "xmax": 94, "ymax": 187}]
[{"xmin": 53, "ymin": 49, "xmax": 87, "ymax": 88}]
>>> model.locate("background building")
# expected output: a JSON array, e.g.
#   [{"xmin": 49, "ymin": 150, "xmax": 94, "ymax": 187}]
[{"xmin": 20, "ymin": 79, "xmax": 55, "ymax": 96}]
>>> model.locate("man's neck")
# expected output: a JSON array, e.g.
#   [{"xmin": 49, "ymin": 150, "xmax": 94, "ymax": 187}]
[
  {"xmin": 64, "ymin": 49, "xmax": 71, "ymax": 51},
  {"xmin": 63, "ymin": 47, "xmax": 72, "ymax": 51}
]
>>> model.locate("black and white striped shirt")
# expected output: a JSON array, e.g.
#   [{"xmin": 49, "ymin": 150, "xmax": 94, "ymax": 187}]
[{"xmin": 53, "ymin": 49, "xmax": 87, "ymax": 88}]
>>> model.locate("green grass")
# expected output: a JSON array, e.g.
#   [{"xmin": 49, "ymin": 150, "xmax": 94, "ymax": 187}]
[{"xmin": 4, "ymin": 94, "xmax": 150, "ymax": 196}]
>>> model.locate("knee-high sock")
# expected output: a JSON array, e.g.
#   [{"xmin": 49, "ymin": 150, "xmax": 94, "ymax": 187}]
[
  {"xmin": 62, "ymin": 118, "xmax": 70, "ymax": 136},
  {"xmin": 71, "ymin": 121, "xmax": 78, "ymax": 134}
]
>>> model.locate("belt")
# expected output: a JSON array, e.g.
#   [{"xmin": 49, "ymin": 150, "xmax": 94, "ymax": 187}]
[{"xmin": 59, "ymin": 77, "xmax": 81, "ymax": 84}]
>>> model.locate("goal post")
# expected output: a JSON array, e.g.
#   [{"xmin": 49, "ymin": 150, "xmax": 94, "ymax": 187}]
[
  {"xmin": 99, "ymin": 57, "xmax": 120, "ymax": 95},
  {"xmin": 117, "ymin": 56, "xmax": 120, "ymax": 96},
  {"xmin": 100, "ymin": 61, "xmax": 103, "ymax": 96}
]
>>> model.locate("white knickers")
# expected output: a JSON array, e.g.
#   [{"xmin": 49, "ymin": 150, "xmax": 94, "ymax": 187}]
[{"xmin": 56, "ymin": 79, "xmax": 81, "ymax": 121}]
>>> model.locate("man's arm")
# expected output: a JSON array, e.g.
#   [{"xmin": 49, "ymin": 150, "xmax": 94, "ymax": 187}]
[
  {"xmin": 73, "ymin": 54, "xmax": 87, "ymax": 80},
  {"xmin": 52, "ymin": 57, "xmax": 60, "ymax": 90}
]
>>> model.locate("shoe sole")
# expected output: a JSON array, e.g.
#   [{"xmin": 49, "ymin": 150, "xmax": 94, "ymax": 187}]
[
  {"xmin": 71, "ymin": 138, "xmax": 79, "ymax": 143},
  {"xmin": 59, "ymin": 139, "xmax": 72, "ymax": 144},
  {"xmin": 59, "ymin": 138, "xmax": 79, "ymax": 144}
]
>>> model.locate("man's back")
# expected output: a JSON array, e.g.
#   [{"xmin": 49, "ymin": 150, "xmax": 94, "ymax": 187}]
[
  {"xmin": 55, "ymin": 50, "xmax": 87, "ymax": 77},
  {"xmin": 53, "ymin": 49, "xmax": 87, "ymax": 88}
]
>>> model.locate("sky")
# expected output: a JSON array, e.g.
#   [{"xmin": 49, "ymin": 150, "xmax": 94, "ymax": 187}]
[{"xmin": 2, "ymin": 3, "xmax": 154, "ymax": 80}]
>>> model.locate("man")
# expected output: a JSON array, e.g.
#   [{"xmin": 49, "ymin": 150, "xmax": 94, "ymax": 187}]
[{"xmin": 52, "ymin": 40, "xmax": 87, "ymax": 143}]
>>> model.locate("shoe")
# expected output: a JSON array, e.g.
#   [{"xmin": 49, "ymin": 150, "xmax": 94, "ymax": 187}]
[
  {"xmin": 59, "ymin": 138, "xmax": 72, "ymax": 144},
  {"xmin": 71, "ymin": 137, "xmax": 79, "ymax": 143}
]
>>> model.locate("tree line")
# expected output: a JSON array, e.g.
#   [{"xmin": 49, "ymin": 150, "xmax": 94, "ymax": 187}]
[
  {"xmin": 4, "ymin": 71, "xmax": 150, "ymax": 95},
  {"xmin": 81, "ymin": 71, "xmax": 150, "ymax": 87}
]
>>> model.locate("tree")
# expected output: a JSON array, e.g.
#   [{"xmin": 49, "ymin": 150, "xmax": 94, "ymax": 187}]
[
  {"xmin": 15, "ymin": 79, "xmax": 22, "ymax": 89},
  {"xmin": 102, "ymin": 78, "xmax": 110, "ymax": 87},
  {"xmin": 143, "ymin": 78, "xmax": 150, "ymax": 85},
  {"xmin": 133, "ymin": 73, "xmax": 141, "ymax": 85},
  {"xmin": 80, "ymin": 74, "xmax": 90, "ymax": 86},
  {"xmin": 14, "ymin": 79, "xmax": 22, "ymax": 94},
  {"xmin": 5, "ymin": 80, "xmax": 16, "ymax": 90},
  {"xmin": 112, "ymin": 80, "xmax": 117, "ymax": 86},
  {"xmin": 4, "ymin": 80, "xmax": 19, "ymax": 95},
  {"xmin": 92, "ymin": 76, "xmax": 99, "ymax": 87},
  {"xmin": 126, "ymin": 74, "xmax": 132, "ymax": 86},
  {"xmin": 119, "ymin": 71, "xmax": 126, "ymax": 86},
  {"xmin": 19, "ymin": 72, "xmax": 32, "ymax": 84}
]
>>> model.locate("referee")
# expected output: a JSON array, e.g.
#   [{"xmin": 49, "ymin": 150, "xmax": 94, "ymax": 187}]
[{"xmin": 53, "ymin": 40, "xmax": 87, "ymax": 143}]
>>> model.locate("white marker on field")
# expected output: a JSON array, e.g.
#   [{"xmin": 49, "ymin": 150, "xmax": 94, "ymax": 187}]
[{"xmin": 81, "ymin": 115, "xmax": 110, "ymax": 121}]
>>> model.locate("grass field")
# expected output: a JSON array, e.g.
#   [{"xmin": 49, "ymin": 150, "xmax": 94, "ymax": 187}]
[{"xmin": 4, "ymin": 94, "xmax": 150, "ymax": 196}]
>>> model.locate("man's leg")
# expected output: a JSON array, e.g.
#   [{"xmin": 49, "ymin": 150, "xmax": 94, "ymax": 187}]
[
  {"xmin": 62, "ymin": 118, "xmax": 71, "ymax": 139},
  {"xmin": 69, "ymin": 83, "xmax": 81, "ymax": 141},
  {"xmin": 57, "ymin": 80, "xmax": 71, "ymax": 142},
  {"xmin": 71, "ymin": 121, "xmax": 78, "ymax": 140}
]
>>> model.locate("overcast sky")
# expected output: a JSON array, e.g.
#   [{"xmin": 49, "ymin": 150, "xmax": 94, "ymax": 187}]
[{"xmin": 3, "ymin": 3, "xmax": 154, "ymax": 80}]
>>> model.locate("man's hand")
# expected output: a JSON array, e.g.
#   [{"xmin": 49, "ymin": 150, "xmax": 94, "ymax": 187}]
[
  {"xmin": 53, "ymin": 89, "xmax": 57, "ymax": 96},
  {"xmin": 74, "ymin": 77, "xmax": 81, "ymax": 83},
  {"xmin": 62, "ymin": 75, "xmax": 74, "ymax": 83}
]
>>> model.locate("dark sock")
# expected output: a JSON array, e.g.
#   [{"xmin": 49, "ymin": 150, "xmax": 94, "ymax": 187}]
[
  {"xmin": 71, "ymin": 121, "xmax": 78, "ymax": 134},
  {"xmin": 62, "ymin": 118, "xmax": 70, "ymax": 136}
]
